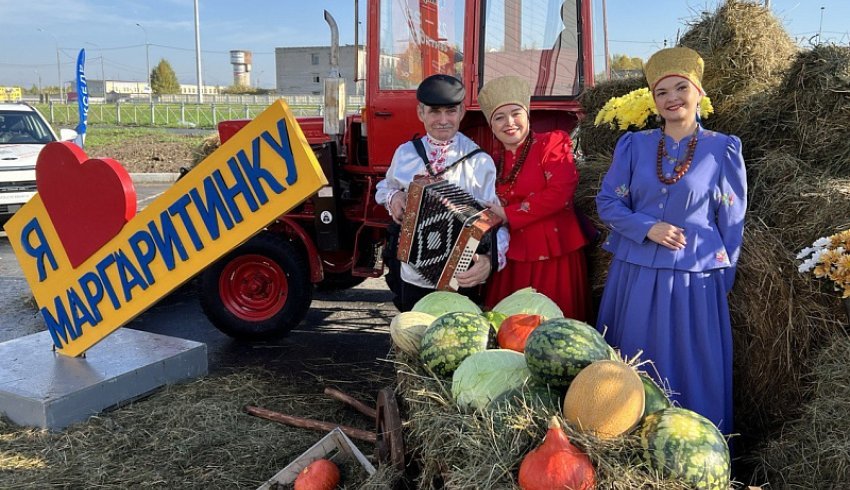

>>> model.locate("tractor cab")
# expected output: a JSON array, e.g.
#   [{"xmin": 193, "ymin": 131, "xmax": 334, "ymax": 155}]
[
  {"xmin": 363, "ymin": 0, "xmax": 593, "ymax": 167},
  {"xmin": 201, "ymin": 0, "xmax": 594, "ymax": 340}
]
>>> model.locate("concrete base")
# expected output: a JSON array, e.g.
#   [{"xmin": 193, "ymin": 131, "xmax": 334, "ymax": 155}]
[{"xmin": 0, "ymin": 328, "xmax": 207, "ymax": 430}]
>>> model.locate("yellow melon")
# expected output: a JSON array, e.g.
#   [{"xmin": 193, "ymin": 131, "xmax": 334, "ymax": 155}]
[
  {"xmin": 389, "ymin": 311, "xmax": 436, "ymax": 356},
  {"xmin": 563, "ymin": 359, "xmax": 645, "ymax": 439}
]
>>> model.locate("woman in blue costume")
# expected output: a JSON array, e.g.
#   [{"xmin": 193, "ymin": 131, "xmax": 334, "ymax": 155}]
[{"xmin": 595, "ymin": 47, "xmax": 747, "ymax": 435}]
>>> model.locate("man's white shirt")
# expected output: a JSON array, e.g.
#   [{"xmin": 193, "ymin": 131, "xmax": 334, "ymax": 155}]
[{"xmin": 376, "ymin": 132, "xmax": 499, "ymax": 288}]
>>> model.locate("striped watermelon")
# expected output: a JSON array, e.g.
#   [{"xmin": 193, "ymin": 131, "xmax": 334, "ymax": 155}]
[
  {"xmin": 524, "ymin": 318, "xmax": 617, "ymax": 388},
  {"xmin": 640, "ymin": 374, "xmax": 672, "ymax": 417},
  {"xmin": 419, "ymin": 312, "xmax": 496, "ymax": 377},
  {"xmin": 638, "ymin": 407, "xmax": 730, "ymax": 490}
]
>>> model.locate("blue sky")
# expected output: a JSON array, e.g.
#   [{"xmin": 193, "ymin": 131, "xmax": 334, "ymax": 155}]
[{"xmin": 0, "ymin": 0, "xmax": 847, "ymax": 89}]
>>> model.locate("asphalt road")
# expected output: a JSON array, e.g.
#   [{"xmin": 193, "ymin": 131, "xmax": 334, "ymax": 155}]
[{"xmin": 0, "ymin": 181, "xmax": 396, "ymax": 388}]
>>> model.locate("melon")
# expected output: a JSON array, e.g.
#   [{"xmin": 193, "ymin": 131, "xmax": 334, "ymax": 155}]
[
  {"xmin": 638, "ymin": 407, "xmax": 731, "ymax": 490},
  {"xmin": 524, "ymin": 318, "xmax": 618, "ymax": 388},
  {"xmin": 563, "ymin": 360, "xmax": 645, "ymax": 439},
  {"xmin": 389, "ymin": 311, "xmax": 436, "ymax": 356},
  {"xmin": 419, "ymin": 312, "xmax": 496, "ymax": 377}
]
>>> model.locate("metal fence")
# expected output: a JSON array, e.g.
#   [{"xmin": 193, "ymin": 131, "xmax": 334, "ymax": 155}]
[{"xmin": 35, "ymin": 95, "xmax": 365, "ymax": 129}]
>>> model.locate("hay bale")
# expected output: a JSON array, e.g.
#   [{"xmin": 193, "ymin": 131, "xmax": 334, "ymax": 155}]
[
  {"xmin": 191, "ymin": 133, "xmax": 221, "ymax": 166},
  {"xmin": 774, "ymin": 45, "xmax": 850, "ymax": 173},
  {"xmin": 751, "ymin": 334, "xmax": 850, "ymax": 487},
  {"xmin": 679, "ymin": 0, "xmax": 795, "ymax": 102},
  {"xmin": 577, "ymin": 77, "xmax": 647, "ymax": 158}
]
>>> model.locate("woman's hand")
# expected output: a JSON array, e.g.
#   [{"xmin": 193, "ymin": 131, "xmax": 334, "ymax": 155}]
[
  {"xmin": 488, "ymin": 203, "xmax": 507, "ymax": 223},
  {"xmin": 389, "ymin": 191, "xmax": 407, "ymax": 224},
  {"xmin": 455, "ymin": 254, "xmax": 492, "ymax": 287},
  {"xmin": 647, "ymin": 222, "xmax": 687, "ymax": 250}
]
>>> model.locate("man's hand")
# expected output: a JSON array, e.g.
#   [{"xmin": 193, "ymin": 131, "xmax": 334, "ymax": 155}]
[
  {"xmin": 647, "ymin": 222, "xmax": 687, "ymax": 250},
  {"xmin": 389, "ymin": 191, "xmax": 407, "ymax": 224},
  {"xmin": 455, "ymin": 254, "xmax": 492, "ymax": 288}
]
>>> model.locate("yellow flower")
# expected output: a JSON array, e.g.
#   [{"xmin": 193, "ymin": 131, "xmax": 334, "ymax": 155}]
[{"xmin": 594, "ymin": 88, "xmax": 713, "ymax": 129}]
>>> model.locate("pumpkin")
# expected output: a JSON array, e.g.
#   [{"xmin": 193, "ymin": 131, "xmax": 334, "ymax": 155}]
[
  {"xmin": 496, "ymin": 313, "xmax": 543, "ymax": 352},
  {"xmin": 389, "ymin": 311, "xmax": 436, "ymax": 356},
  {"xmin": 518, "ymin": 416, "xmax": 596, "ymax": 490},
  {"xmin": 563, "ymin": 359, "xmax": 645, "ymax": 439},
  {"xmin": 293, "ymin": 458, "xmax": 340, "ymax": 490}
]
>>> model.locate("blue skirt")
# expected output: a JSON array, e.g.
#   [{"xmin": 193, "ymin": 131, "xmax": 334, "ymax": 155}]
[{"xmin": 596, "ymin": 259, "xmax": 733, "ymax": 435}]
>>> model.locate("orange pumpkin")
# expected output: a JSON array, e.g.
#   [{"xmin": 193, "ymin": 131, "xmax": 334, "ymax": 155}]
[
  {"xmin": 497, "ymin": 314, "xmax": 543, "ymax": 352},
  {"xmin": 293, "ymin": 458, "xmax": 340, "ymax": 490},
  {"xmin": 518, "ymin": 417, "xmax": 596, "ymax": 490}
]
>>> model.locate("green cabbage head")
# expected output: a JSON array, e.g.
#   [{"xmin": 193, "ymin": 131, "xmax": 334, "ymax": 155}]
[
  {"xmin": 412, "ymin": 290, "xmax": 482, "ymax": 317},
  {"xmin": 451, "ymin": 350, "xmax": 531, "ymax": 410},
  {"xmin": 492, "ymin": 287, "xmax": 564, "ymax": 320}
]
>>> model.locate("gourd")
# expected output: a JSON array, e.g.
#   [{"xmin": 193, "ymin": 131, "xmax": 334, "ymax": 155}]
[
  {"xmin": 518, "ymin": 416, "xmax": 596, "ymax": 490},
  {"xmin": 389, "ymin": 311, "xmax": 436, "ymax": 356},
  {"xmin": 293, "ymin": 458, "xmax": 340, "ymax": 490},
  {"xmin": 563, "ymin": 359, "xmax": 645, "ymax": 439},
  {"xmin": 496, "ymin": 313, "xmax": 543, "ymax": 352}
]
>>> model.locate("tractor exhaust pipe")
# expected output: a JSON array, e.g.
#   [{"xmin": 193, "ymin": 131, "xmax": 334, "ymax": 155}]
[{"xmin": 323, "ymin": 10, "xmax": 345, "ymax": 136}]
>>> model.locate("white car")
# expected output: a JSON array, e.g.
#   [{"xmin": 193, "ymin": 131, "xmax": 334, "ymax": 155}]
[{"xmin": 0, "ymin": 103, "xmax": 77, "ymax": 226}]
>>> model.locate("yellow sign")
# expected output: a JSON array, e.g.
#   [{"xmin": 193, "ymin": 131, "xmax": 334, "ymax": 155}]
[
  {"xmin": 0, "ymin": 86, "xmax": 22, "ymax": 102},
  {"xmin": 5, "ymin": 100, "xmax": 328, "ymax": 357}
]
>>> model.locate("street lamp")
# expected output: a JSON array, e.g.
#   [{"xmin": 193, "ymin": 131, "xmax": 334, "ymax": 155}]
[
  {"xmin": 34, "ymin": 70, "xmax": 42, "ymax": 101},
  {"xmin": 135, "ymin": 23, "xmax": 151, "ymax": 96},
  {"xmin": 37, "ymin": 28, "xmax": 62, "ymax": 102},
  {"xmin": 85, "ymin": 42, "xmax": 106, "ymax": 98}
]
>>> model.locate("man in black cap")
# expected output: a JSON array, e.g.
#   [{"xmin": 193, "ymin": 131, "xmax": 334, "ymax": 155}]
[{"xmin": 376, "ymin": 74, "xmax": 503, "ymax": 311}]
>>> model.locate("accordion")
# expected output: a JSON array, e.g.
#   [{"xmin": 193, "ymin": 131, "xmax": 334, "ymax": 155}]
[{"xmin": 397, "ymin": 176, "xmax": 502, "ymax": 290}]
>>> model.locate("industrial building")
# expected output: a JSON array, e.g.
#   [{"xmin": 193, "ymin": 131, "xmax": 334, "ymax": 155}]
[{"xmin": 275, "ymin": 45, "xmax": 365, "ymax": 96}]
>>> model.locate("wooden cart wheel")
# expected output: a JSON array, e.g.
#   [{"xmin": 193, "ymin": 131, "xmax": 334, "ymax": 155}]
[{"xmin": 375, "ymin": 386, "xmax": 405, "ymax": 471}]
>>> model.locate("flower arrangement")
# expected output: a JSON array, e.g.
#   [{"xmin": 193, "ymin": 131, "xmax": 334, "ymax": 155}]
[
  {"xmin": 797, "ymin": 229, "xmax": 850, "ymax": 298},
  {"xmin": 593, "ymin": 87, "xmax": 714, "ymax": 130}
]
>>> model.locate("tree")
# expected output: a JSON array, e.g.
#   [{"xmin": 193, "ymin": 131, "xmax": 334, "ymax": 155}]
[
  {"xmin": 610, "ymin": 54, "xmax": 644, "ymax": 72},
  {"xmin": 150, "ymin": 59, "xmax": 180, "ymax": 95}
]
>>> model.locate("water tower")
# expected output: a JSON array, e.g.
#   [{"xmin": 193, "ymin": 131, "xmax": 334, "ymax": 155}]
[{"xmin": 230, "ymin": 50, "xmax": 252, "ymax": 87}]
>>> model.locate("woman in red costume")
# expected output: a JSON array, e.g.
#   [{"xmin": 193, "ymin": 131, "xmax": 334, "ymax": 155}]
[{"xmin": 479, "ymin": 76, "xmax": 590, "ymax": 320}]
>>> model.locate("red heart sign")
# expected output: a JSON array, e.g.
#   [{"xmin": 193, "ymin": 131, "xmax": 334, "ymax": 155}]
[{"xmin": 36, "ymin": 142, "xmax": 137, "ymax": 268}]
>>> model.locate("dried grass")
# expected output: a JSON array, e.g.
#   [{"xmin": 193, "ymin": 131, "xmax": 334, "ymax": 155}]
[
  {"xmin": 679, "ymin": 0, "xmax": 795, "ymax": 103},
  {"xmin": 750, "ymin": 334, "xmax": 850, "ymax": 488},
  {"xmin": 394, "ymin": 356, "xmax": 699, "ymax": 490},
  {"xmin": 0, "ymin": 368, "xmax": 387, "ymax": 489}
]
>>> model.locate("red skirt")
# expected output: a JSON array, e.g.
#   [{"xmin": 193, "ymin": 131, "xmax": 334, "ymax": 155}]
[{"xmin": 485, "ymin": 249, "xmax": 589, "ymax": 322}]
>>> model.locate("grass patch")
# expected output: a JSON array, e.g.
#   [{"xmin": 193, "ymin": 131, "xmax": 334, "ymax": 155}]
[{"xmin": 84, "ymin": 126, "xmax": 212, "ymax": 147}]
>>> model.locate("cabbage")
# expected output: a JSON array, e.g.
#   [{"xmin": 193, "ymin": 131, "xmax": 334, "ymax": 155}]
[
  {"xmin": 412, "ymin": 291, "xmax": 482, "ymax": 317},
  {"xmin": 482, "ymin": 310, "xmax": 508, "ymax": 333},
  {"xmin": 492, "ymin": 287, "xmax": 564, "ymax": 320},
  {"xmin": 451, "ymin": 350, "xmax": 531, "ymax": 410}
]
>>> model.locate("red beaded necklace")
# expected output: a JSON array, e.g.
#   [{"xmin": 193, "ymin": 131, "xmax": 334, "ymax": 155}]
[
  {"xmin": 656, "ymin": 126, "xmax": 698, "ymax": 185},
  {"xmin": 496, "ymin": 133, "xmax": 535, "ymax": 206}
]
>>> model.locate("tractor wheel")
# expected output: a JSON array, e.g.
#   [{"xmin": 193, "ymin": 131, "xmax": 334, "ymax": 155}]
[{"xmin": 199, "ymin": 232, "xmax": 312, "ymax": 340}]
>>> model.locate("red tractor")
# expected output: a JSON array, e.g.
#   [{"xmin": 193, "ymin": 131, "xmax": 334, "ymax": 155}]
[{"xmin": 199, "ymin": 0, "xmax": 597, "ymax": 340}]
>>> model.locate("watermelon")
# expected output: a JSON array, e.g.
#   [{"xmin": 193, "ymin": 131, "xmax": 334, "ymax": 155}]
[
  {"xmin": 524, "ymin": 318, "xmax": 617, "ymax": 388},
  {"xmin": 640, "ymin": 374, "xmax": 672, "ymax": 417},
  {"xmin": 419, "ymin": 312, "xmax": 496, "ymax": 377},
  {"xmin": 638, "ymin": 407, "xmax": 730, "ymax": 490}
]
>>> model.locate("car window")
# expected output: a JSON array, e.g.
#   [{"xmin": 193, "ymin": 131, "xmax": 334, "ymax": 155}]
[{"xmin": 0, "ymin": 110, "xmax": 56, "ymax": 144}]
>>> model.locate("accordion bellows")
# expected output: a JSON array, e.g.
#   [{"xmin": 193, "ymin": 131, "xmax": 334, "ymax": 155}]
[{"xmin": 397, "ymin": 177, "xmax": 502, "ymax": 290}]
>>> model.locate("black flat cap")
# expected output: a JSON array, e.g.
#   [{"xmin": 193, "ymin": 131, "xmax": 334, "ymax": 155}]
[{"xmin": 416, "ymin": 74, "xmax": 465, "ymax": 106}]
